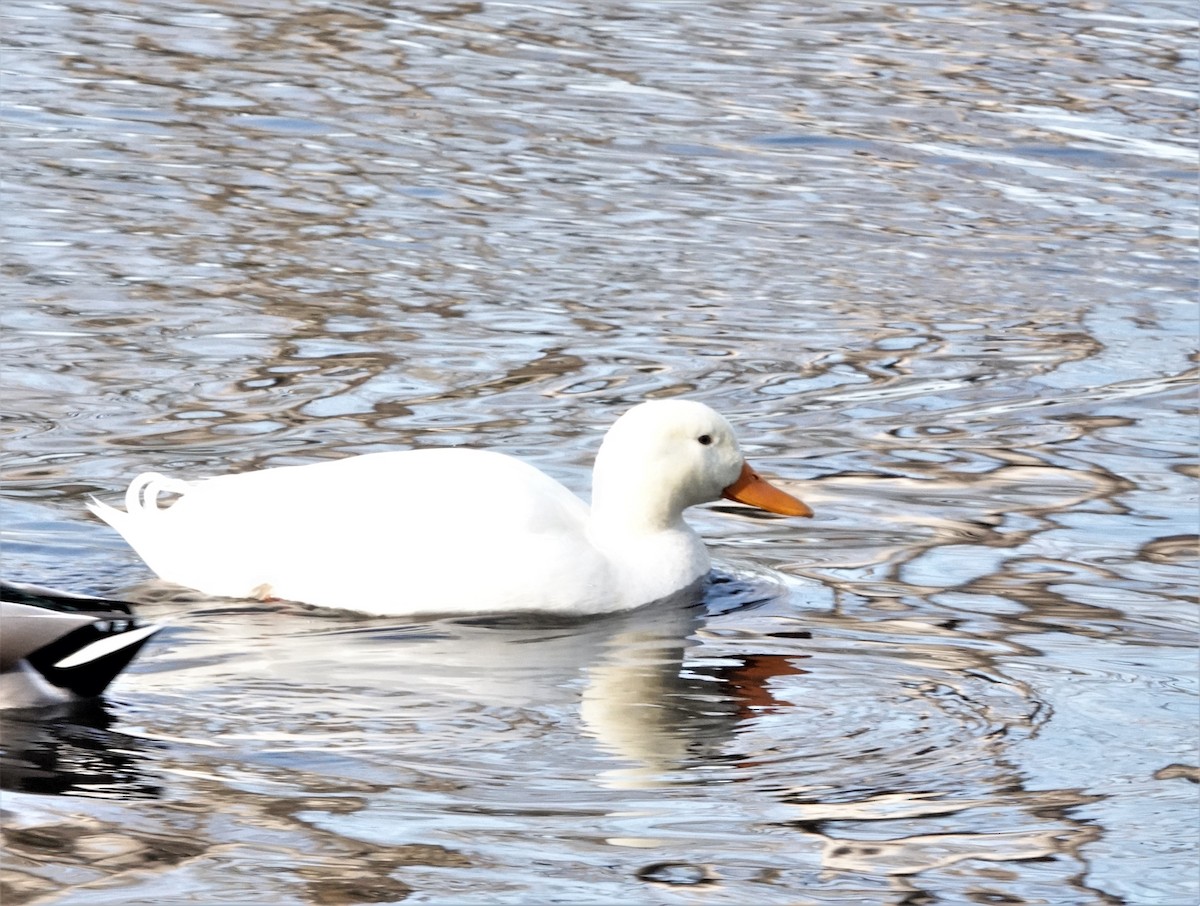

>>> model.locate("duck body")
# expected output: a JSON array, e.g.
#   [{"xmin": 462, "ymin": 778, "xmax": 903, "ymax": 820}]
[
  {"xmin": 90, "ymin": 400, "xmax": 810, "ymax": 617},
  {"xmin": 1, "ymin": 581, "xmax": 161, "ymax": 709}
]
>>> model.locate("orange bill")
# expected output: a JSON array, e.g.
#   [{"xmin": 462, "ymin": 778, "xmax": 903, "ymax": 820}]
[{"xmin": 721, "ymin": 461, "xmax": 812, "ymax": 517}]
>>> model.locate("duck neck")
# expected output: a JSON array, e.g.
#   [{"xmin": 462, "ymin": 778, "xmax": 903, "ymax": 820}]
[
  {"xmin": 589, "ymin": 470, "xmax": 692, "ymax": 541},
  {"xmin": 588, "ymin": 488, "xmax": 710, "ymax": 607},
  {"xmin": 590, "ymin": 499, "xmax": 679, "ymax": 539}
]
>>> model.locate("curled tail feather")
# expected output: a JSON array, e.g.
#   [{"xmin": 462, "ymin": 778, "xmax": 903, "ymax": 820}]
[
  {"xmin": 87, "ymin": 472, "xmax": 200, "ymax": 587},
  {"xmin": 123, "ymin": 472, "xmax": 194, "ymax": 514},
  {"xmin": 87, "ymin": 472, "xmax": 194, "ymax": 531}
]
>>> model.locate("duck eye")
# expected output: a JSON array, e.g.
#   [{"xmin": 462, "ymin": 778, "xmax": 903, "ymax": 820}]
[{"xmin": 698, "ymin": 434, "xmax": 713, "ymax": 446}]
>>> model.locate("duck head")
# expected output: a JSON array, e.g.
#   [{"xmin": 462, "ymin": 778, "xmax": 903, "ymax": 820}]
[{"xmin": 590, "ymin": 399, "xmax": 811, "ymax": 531}]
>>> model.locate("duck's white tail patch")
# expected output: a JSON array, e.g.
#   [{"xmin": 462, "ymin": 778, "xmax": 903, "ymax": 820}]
[
  {"xmin": 87, "ymin": 472, "xmax": 204, "ymax": 589},
  {"xmin": 87, "ymin": 472, "xmax": 196, "ymax": 534}
]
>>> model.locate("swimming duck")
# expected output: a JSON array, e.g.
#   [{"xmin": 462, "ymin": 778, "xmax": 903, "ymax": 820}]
[
  {"xmin": 89, "ymin": 399, "xmax": 811, "ymax": 616},
  {"xmin": 1, "ymin": 581, "xmax": 161, "ymax": 709}
]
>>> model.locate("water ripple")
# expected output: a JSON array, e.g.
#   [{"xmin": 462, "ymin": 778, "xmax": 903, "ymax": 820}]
[{"xmin": 2, "ymin": 0, "xmax": 1195, "ymax": 903}]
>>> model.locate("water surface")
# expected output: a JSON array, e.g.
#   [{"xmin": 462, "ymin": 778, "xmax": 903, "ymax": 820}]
[{"xmin": 2, "ymin": 1, "xmax": 1196, "ymax": 903}]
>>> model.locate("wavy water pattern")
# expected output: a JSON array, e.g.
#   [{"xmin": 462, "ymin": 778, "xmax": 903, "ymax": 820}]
[{"xmin": 2, "ymin": 1, "xmax": 1195, "ymax": 903}]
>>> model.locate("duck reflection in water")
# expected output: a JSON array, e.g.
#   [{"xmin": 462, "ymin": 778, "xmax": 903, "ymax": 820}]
[
  {"xmin": 0, "ymin": 700, "xmax": 164, "ymax": 799},
  {"xmin": 0, "ymin": 570, "xmax": 808, "ymax": 799},
  {"xmin": 578, "ymin": 581, "xmax": 809, "ymax": 789},
  {"xmin": 274, "ymin": 568, "xmax": 811, "ymax": 789}
]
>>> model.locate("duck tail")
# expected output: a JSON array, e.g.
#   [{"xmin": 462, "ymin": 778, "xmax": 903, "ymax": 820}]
[
  {"xmin": 123, "ymin": 472, "xmax": 193, "ymax": 514},
  {"xmin": 87, "ymin": 472, "xmax": 193, "ymax": 531},
  {"xmin": 88, "ymin": 473, "xmax": 199, "ymax": 587}
]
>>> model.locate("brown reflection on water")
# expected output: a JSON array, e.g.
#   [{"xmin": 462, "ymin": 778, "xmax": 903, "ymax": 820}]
[{"xmin": 0, "ymin": 771, "xmax": 460, "ymax": 905}]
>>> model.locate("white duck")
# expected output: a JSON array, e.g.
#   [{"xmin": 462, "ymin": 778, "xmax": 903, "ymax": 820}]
[{"xmin": 89, "ymin": 399, "xmax": 811, "ymax": 616}]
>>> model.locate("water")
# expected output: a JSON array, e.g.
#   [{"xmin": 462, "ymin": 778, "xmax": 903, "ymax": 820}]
[{"xmin": 2, "ymin": 1, "xmax": 1196, "ymax": 903}]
